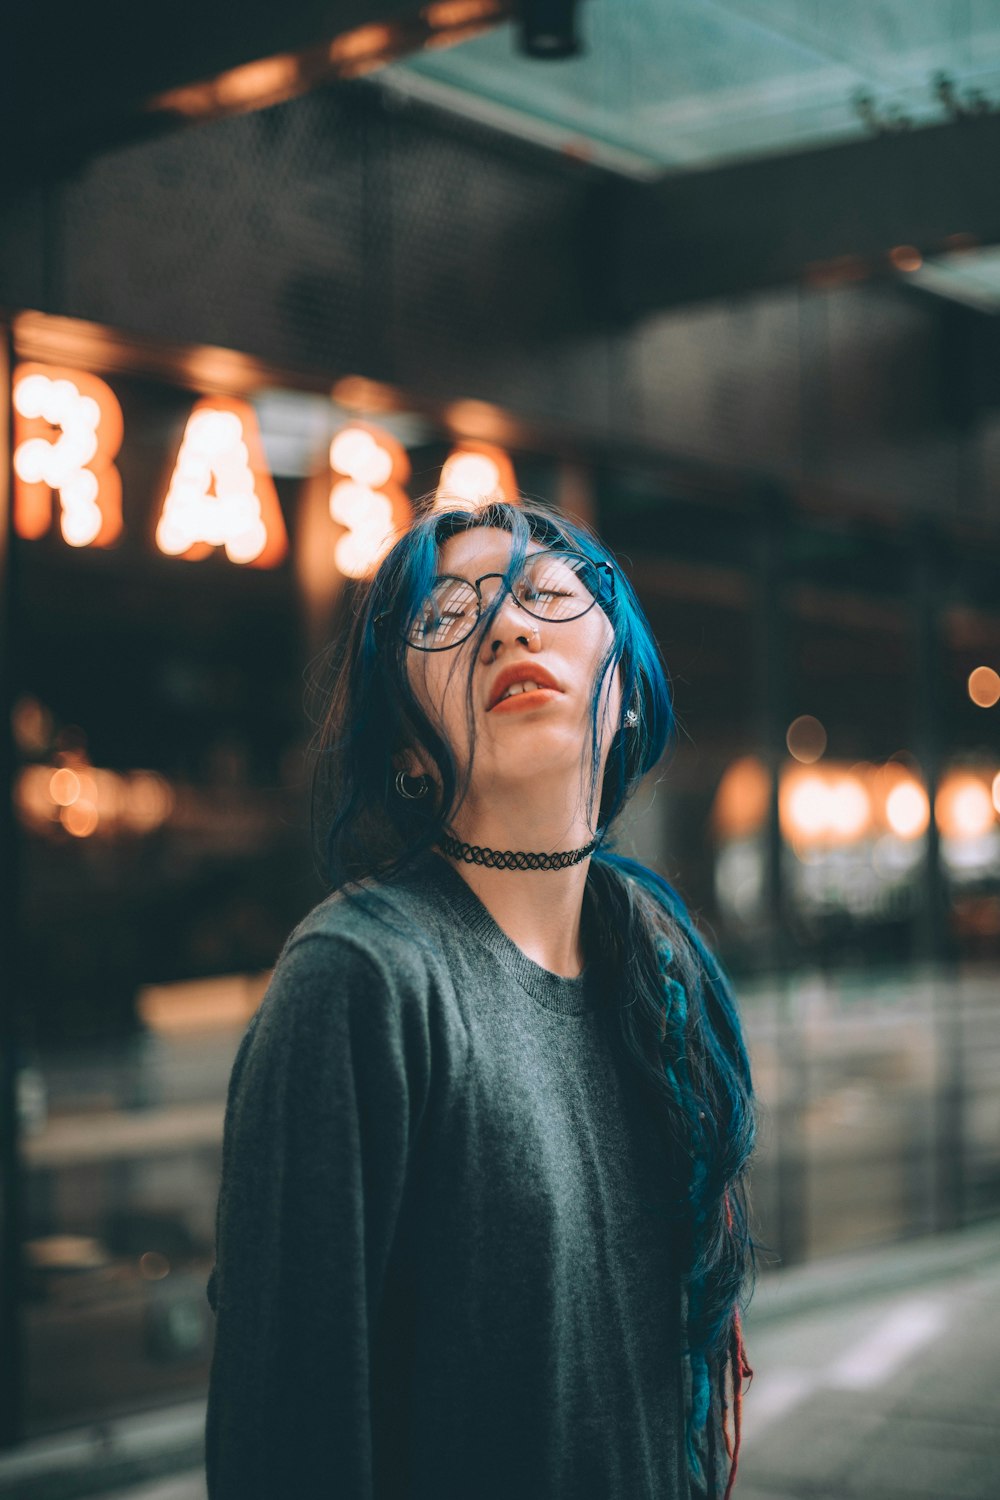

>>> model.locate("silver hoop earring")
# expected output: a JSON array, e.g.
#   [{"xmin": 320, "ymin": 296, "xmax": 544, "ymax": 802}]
[
  {"xmin": 395, "ymin": 769, "xmax": 430, "ymax": 800},
  {"xmin": 624, "ymin": 708, "xmax": 639, "ymax": 728}
]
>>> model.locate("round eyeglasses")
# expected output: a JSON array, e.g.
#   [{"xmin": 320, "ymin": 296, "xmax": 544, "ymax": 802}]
[{"xmin": 388, "ymin": 548, "xmax": 615, "ymax": 652}]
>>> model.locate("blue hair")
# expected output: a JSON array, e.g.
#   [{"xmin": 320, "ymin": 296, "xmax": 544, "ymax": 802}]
[{"xmin": 310, "ymin": 498, "xmax": 757, "ymax": 1489}]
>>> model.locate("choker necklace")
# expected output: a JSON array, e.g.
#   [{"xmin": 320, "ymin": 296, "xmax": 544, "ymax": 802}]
[{"xmin": 438, "ymin": 831, "xmax": 600, "ymax": 871}]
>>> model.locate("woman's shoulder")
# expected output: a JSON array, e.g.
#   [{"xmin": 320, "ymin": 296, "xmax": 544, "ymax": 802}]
[{"xmin": 274, "ymin": 856, "xmax": 453, "ymax": 997}]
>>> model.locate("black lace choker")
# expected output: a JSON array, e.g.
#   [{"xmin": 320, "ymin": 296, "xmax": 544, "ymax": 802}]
[{"xmin": 437, "ymin": 831, "xmax": 599, "ymax": 870}]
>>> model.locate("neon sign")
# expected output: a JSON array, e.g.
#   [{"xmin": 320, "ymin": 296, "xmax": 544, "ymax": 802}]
[
  {"xmin": 156, "ymin": 397, "xmax": 288, "ymax": 568},
  {"xmin": 9, "ymin": 361, "xmax": 519, "ymax": 576},
  {"xmin": 12, "ymin": 364, "xmax": 123, "ymax": 547},
  {"xmin": 328, "ymin": 423, "xmax": 413, "ymax": 578}
]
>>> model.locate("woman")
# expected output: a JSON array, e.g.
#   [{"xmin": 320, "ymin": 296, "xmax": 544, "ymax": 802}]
[{"xmin": 205, "ymin": 498, "xmax": 756, "ymax": 1500}]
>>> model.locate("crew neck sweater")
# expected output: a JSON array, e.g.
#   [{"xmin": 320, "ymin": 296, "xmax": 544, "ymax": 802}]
[{"xmin": 205, "ymin": 848, "xmax": 728, "ymax": 1499}]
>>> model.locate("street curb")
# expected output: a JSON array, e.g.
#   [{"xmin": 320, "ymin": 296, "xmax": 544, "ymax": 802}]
[
  {"xmin": 745, "ymin": 1218, "xmax": 1000, "ymax": 1328},
  {"xmin": 0, "ymin": 1401, "xmax": 205, "ymax": 1500}
]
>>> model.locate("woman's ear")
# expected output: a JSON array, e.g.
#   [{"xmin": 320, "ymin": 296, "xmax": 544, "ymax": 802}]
[{"xmin": 393, "ymin": 747, "xmax": 432, "ymax": 780}]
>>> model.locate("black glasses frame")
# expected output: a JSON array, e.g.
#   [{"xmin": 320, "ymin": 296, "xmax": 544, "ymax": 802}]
[{"xmin": 374, "ymin": 548, "xmax": 616, "ymax": 653}]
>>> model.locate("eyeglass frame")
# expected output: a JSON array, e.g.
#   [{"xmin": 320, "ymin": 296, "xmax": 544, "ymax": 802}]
[{"xmin": 374, "ymin": 547, "xmax": 616, "ymax": 653}]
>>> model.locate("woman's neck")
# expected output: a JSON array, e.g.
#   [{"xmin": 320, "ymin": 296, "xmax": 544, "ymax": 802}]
[{"xmin": 437, "ymin": 794, "xmax": 597, "ymax": 978}]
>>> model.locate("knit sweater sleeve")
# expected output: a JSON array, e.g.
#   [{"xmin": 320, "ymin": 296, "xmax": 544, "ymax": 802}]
[{"xmin": 204, "ymin": 932, "xmax": 433, "ymax": 1499}]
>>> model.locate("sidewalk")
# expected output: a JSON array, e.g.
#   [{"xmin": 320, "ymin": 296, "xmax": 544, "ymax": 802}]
[
  {"xmin": 736, "ymin": 1219, "xmax": 1000, "ymax": 1500},
  {"xmin": 1, "ymin": 1220, "xmax": 997, "ymax": 1500}
]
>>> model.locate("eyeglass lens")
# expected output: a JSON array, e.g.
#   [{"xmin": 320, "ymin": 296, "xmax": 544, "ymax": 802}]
[{"xmin": 408, "ymin": 551, "xmax": 602, "ymax": 650}]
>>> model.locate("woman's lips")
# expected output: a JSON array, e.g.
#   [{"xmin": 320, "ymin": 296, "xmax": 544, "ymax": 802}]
[{"xmin": 488, "ymin": 688, "xmax": 562, "ymax": 715}]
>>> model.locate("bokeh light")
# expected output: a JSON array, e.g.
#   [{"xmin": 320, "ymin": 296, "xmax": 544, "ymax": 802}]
[
  {"xmin": 786, "ymin": 714, "xmax": 827, "ymax": 764},
  {"xmin": 968, "ymin": 666, "xmax": 1000, "ymax": 708}
]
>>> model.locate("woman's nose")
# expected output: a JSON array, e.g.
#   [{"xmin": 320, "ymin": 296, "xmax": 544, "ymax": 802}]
[{"xmin": 478, "ymin": 587, "xmax": 543, "ymax": 660}]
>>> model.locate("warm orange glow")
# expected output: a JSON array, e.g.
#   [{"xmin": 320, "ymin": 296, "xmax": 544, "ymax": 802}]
[
  {"xmin": 12, "ymin": 697, "xmax": 54, "ymax": 755},
  {"xmin": 435, "ymin": 443, "xmax": 518, "ymax": 510},
  {"xmin": 868, "ymin": 757, "xmax": 929, "ymax": 838},
  {"xmin": 804, "ymin": 254, "xmax": 870, "ymax": 289},
  {"xmin": 783, "ymin": 772, "xmax": 829, "ymax": 841},
  {"xmin": 779, "ymin": 763, "xmax": 872, "ymax": 846},
  {"xmin": 156, "ymin": 398, "xmax": 287, "ymax": 567},
  {"xmin": 213, "ymin": 55, "xmax": 300, "ymax": 110},
  {"xmin": 829, "ymin": 773, "xmax": 872, "ymax": 838},
  {"xmin": 330, "ymin": 427, "xmax": 399, "ymax": 489},
  {"xmin": 710, "ymin": 756, "xmax": 770, "ymax": 839},
  {"xmin": 12, "ymin": 363, "xmax": 123, "ymax": 546},
  {"xmin": 936, "ymin": 771, "xmax": 996, "ymax": 839},
  {"xmin": 885, "ymin": 779, "xmax": 930, "ymax": 838},
  {"xmin": 137, "ymin": 973, "xmax": 265, "ymax": 1036},
  {"xmin": 328, "ymin": 23, "xmax": 397, "ymax": 67},
  {"xmin": 48, "ymin": 767, "xmax": 81, "ymax": 807},
  {"xmin": 444, "ymin": 398, "xmax": 519, "ymax": 444},
  {"xmin": 151, "ymin": 54, "xmax": 300, "ymax": 118},
  {"xmin": 16, "ymin": 752, "xmax": 174, "ymax": 839},
  {"xmin": 15, "ymin": 766, "xmax": 59, "ymax": 826},
  {"xmin": 331, "ymin": 375, "xmax": 399, "ymax": 412},
  {"xmin": 993, "ymin": 771, "xmax": 1000, "ymax": 817},
  {"xmin": 126, "ymin": 772, "xmax": 175, "ymax": 832},
  {"xmin": 329, "ymin": 423, "xmax": 413, "ymax": 579},
  {"xmin": 423, "ymin": 0, "xmax": 505, "ymax": 26},
  {"xmin": 968, "ymin": 665, "xmax": 1000, "ymax": 708},
  {"xmin": 889, "ymin": 244, "xmax": 923, "ymax": 272},
  {"xmin": 786, "ymin": 714, "xmax": 827, "ymax": 764},
  {"xmin": 62, "ymin": 800, "xmax": 99, "ymax": 838}
]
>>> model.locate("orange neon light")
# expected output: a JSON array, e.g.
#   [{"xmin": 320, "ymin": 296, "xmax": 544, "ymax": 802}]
[
  {"xmin": 434, "ymin": 442, "xmax": 518, "ymax": 510},
  {"xmin": 155, "ymin": 397, "xmax": 287, "ymax": 567},
  {"xmin": 12, "ymin": 363, "xmax": 124, "ymax": 547},
  {"xmin": 329, "ymin": 423, "xmax": 413, "ymax": 579}
]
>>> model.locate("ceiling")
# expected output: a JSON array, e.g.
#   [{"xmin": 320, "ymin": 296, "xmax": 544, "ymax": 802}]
[{"xmin": 383, "ymin": 1, "xmax": 1000, "ymax": 180}]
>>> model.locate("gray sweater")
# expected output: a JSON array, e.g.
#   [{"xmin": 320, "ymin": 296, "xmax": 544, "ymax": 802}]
[{"xmin": 205, "ymin": 848, "xmax": 728, "ymax": 1499}]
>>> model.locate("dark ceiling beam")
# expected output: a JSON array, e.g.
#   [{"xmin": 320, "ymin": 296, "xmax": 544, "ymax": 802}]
[
  {"xmin": 606, "ymin": 111, "xmax": 1000, "ymax": 318},
  {"xmin": 5, "ymin": 0, "xmax": 512, "ymax": 187}
]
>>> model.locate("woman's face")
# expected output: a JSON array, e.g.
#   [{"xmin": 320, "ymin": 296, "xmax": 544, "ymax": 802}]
[{"xmin": 402, "ymin": 526, "xmax": 622, "ymax": 807}]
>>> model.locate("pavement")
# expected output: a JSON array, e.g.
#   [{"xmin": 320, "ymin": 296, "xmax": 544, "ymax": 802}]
[
  {"xmin": 2, "ymin": 1219, "xmax": 997, "ymax": 1500},
  {"xmin": 736, "ymin": 1220, "xmax": 1000, "ymax": 1500}
]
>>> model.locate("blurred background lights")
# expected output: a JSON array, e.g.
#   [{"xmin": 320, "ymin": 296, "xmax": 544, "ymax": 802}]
[
  {"xmin": 15, "ymin": 749, "xmax": 175, "ymax": 840},
  {"xmin": 329, "ymin": 426, "xmax": 395, "ymax": 488},
  {"xmin": 12, "ymin": 696, "xmax": 55, "ymax": 756},
  {"xmin": 156, "ymin": 398, "xmax": 287, "ymax": 567},
  {"xmin": 993, "ymin": 770, "xmax": 1000, "ymax": 816},
  {"xmin": 786, "ymin": 713, "xmax": 827, "ymax": 763},
  {"xmin": 936, "ymin": 772, "xmax": 996, "ymax": 840},
  {"xmin": 967, "ymin": 665, "xmax": 1000, "ymax": 707},
  {"xmin": 62, "ymin": 799, "xmax": 100, "ymax": 839},
  {"xmin": 48, "ymin": 767, "xmax": 81, "ymax": 807},
  {"xmin": 889, "ymin": 244, "xmax": 923, "ymax": 272},
  {"xmin": 328, "ymin": 423, "xmax": 413, "ymax": 578},
  {"xmin": 785, "ymin": 772, "xmax": 832, "ymax": 841},
  {"xmin": 442, "ymin": 450, "xmax": 499, "ymax": 498},
  {"xmin": 780, "ymin": 765, "xmax": 872, "ymax": 845},
  {"xmin": 434, "ymin": 441, "xmax": 517, "ymax": 509},
  {"xmin": 886, "ymin": 778, "xmax": 931, "ymax": 838},
  {"xmin": 12, "ymin": 363, "xmax": 123, "ymax": 547},
  {"xmin": 829, "ymin": 773, "xmax": 872, "ymax": 839},
  {"xmin": 330, "ymin": 481, "xmax": 395, "ymax": 578},
  {"xmin": 138, "ymin": 1251, "xmax": 171, "ymax": 1282},
  {"xmin": 710, "ymin": 755, "xmax": 770, "ymax": 839}
]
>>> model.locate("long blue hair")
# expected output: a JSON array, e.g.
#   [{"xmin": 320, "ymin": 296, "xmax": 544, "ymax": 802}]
[{"xmin": 310, "ymin": 498, "xmax": 757, "ymax": 1489}]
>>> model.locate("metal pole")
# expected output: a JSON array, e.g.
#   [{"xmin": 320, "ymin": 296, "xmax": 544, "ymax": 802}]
[
  {"xmin": 0, "ymin": 323, "xmax": 26, "ymax": 1446},
  {"xmin": 909, "ymin": 517, "xmax": 963, "ymax": 1231},
  {"xmin": 751, "ymin": 485, "xmax": 806, "ymax": 1265}
]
